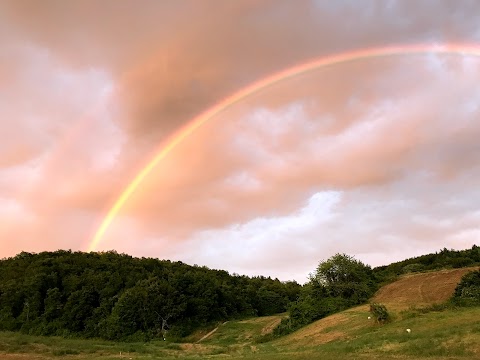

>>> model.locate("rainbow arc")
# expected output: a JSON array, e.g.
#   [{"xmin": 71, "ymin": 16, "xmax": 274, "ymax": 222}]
[{"xmin": 87, "ymin": 42, "xmax": 480, "ymax": 252}]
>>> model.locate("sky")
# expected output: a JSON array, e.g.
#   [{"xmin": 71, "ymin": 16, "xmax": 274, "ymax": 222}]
[{"xmin": 1, "ymin": 0, "xmax": 480, "ymax": 282}]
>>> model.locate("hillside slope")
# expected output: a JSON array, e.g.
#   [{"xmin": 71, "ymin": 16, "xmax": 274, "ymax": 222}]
[
  {"xmin": 276, "ymin": 266, "xmax": 480, "ymax": 349},
  {"xmin": 1, "ymin": 267, "xmax": 479, "ymax": 359},
  {"xmin": 372, "ymin": 266, "xmax": 480, "ymax": 310},
  {"xmin": 196, "ymin": 314, "xmax": 287, "ymax": 346}
]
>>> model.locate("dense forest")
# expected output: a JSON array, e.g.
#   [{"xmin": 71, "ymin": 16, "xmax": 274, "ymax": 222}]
[
  {"xmin": 0, "ymin": 245, "xmax": 479, "ymax": 341},
  {"xmin": 0, "ymin": 250, "xmax": 300, "ymax": 340}
]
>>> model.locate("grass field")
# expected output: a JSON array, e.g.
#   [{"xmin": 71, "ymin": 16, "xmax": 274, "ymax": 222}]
[
  {"xmin": 1, "ymin": 267, "xmax": 479, "ymax": 359},
  {"xmin": 372, "ymin": 266, "xmax": 479, "ymax": 310}
]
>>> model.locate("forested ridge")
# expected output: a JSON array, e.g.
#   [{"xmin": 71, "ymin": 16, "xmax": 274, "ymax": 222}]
[
  {"xmin": 373, "ymin": 244, "xmax": 480, "ymax": 279},
  {"xmin": 0, "ymin": 245, "xmax": 479, "ymax": 342},
  {"xmin": 0, "ymin": 250, "xmax": 300, "ymax": 340}
]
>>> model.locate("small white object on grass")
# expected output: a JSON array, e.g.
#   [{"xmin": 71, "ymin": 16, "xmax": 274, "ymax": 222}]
[
  {"xmin": 368, "ymin": 316, "xmax": 371, "ymax": 320},
  {"xmin": 406, "ymin": 328, "xmax": 411, "ymax": 333}
]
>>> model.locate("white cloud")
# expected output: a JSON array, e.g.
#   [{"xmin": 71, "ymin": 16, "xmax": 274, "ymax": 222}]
[{"xmin": 178, "ymin": 191, "xmax": 342, "ymax": 281}]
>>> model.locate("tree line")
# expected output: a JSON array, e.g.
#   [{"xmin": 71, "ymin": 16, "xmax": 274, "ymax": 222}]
[
  {"xmin": 373, "ymin": 244, "xmax": 480, "ymax": 281},
  {"xmin": 1, "ymin": 245, "xmax": 479, "ymax": 341},
  {"xmin": 0, "ymin": 250, "xmax": 300, "ymax": 340}
]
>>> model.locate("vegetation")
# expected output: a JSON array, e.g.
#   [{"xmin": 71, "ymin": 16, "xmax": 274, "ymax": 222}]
[
  {"xmin": 452, "ymin": 269, "xmax": 480, "ymax": 306},
  {"xmin": 374, "ymin": 244, "xmax": 480, "ymax": 281},
  {"xmin": 0, "ymin": 244, "xmax": 479, "ymax": 359},
  {"xmin": 272, "ymin": 253, "xmax": 377, "ymax": 336},
  {"xmin": 369, "ymin": 302, "xmax": 390, "ymax": 323},
  {"xmin": 0, "ymin": 250, "xmax": 301, "ymax": 340},
  {"xmin": 0, "ymin": 305, "xmax": 479, "ymax": 359}
]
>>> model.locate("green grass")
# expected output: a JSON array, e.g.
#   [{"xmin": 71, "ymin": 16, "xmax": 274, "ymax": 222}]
[
  {"xmin": 0, "ymin": 307, "xmax": 479, "ymax": 359},
  {"xmin": 293, "ymin": 306, "xmax": 480, "ymax": 359},
  {"xmin": 0, "ymin": 331, "xmax": 183, "ymax": 359},
  {"xmin": 202, "ymin": 321, "xmax": 260, "ymax": 345}
]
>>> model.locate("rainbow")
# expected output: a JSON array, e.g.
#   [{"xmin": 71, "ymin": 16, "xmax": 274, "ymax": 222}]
[{"xmin": 87, "ymin": 42, "xmax": 480, "ymax": 252}]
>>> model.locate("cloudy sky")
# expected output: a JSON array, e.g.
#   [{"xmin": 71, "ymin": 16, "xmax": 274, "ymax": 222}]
[{"xmin": 1, "ymin": 0, "xmax": 480, "ymax": 282}]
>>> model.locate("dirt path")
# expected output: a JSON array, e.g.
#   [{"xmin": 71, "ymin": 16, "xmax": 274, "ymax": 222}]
[
  {"xmin": 196, "ymin": 322, "xmax": 228, "ymax": 343},
  {"xmin": 261, "ymin": 317, "xmax": 283, "ymax": 335}
]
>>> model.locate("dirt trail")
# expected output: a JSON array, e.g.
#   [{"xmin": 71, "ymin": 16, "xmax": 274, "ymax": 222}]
[
  {"xmin": 261, "ymin": 317, "xmax": 283, "ymax": 335},
  {"xmin": 196, "ymin": 322, "xmax": 228, "ymax": 343}
]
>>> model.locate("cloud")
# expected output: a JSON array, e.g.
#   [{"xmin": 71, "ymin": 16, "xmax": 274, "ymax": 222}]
[
  {"xmin": 179, "ymin": 191, "xmax": 342, "ymax": 281},
  {"xmin": 1, "ymin": 1, "xmax": 480, "ymax": 280}
]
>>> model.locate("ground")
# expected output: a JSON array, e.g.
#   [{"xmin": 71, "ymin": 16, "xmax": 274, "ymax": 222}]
[{"xmin": 1, "ymin": 267, "xmax": 479, "ymax": 359}]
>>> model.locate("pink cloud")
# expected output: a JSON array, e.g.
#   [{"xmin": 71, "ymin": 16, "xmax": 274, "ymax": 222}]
[{"xmin": 1, "ymin": 1, "xmax": 479, "ymax": 280}]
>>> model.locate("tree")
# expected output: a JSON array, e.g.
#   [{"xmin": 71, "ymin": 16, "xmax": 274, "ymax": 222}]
[
  {"xmin": 310, "ymin": 253, "xmax": 376, "ymax": 303},
  {"xmin": 256, "ymin": 286, "xmax": 286, "ymax": 316},
  {"xmin": 61, "ymin": 287, "xmax": 99, "ymax": 334},
  {"xmin": 40, "ymin": 288, "xmax": 63, "ymax": 335}
]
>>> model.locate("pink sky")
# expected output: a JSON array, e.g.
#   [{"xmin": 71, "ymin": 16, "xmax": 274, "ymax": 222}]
[{"xmin": 1, "ymin": 0, "xmax": 479, "ymax": 282}]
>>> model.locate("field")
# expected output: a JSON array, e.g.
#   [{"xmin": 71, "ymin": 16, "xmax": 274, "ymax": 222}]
[
  {"xmin": 372, "ymin": 267, "xmax": 479, "ymax": 310},
  {"xmin": 1, "ymin": 267, "xmax": 479, "ymax": 360}
]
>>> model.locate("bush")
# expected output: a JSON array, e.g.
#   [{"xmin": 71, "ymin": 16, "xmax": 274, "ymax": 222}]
[
  {"xmin": 451, "ymin": 257, "xmax": 474, "ymax": 268},
  {"xmin": 402, "ymin": 263, "xmax": 425, "ymax": 274},
  {"xmin": 452, "ymin": 270, "xmax": 480, "ymax": 306},
  {"xmin": 369, "ymin": 303, "xmax": 390, "ymax": 323}
]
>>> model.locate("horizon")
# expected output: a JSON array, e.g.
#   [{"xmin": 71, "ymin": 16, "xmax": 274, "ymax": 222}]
[{"xmin": 2, "ymin": 244, "xmax": 477, "ymax": 284}]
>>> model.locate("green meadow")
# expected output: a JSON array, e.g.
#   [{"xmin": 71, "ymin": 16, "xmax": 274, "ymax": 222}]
[
  {"xmin": 0, "ymin": 306, "xmax": 479, "ymax": 359},
  {"xmin": 1, "ymin": 270, "xmax": 479, "ymax": 359}
]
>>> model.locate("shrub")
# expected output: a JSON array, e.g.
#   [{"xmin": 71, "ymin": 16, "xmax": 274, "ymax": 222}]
[
  {"xmin": 402, "ymin": 263, "xmax": 425, "ymax": 274},
  {"xmin": 452, "ymin": 270, "xmax": 480, "ymax": 306},
  {"xmin": 369, "ymin": 303, "xmax": 390, "ymax": 323},
  {"xmin": 451, "ymin": 257, "xmax": 474, "ymax": 268}
]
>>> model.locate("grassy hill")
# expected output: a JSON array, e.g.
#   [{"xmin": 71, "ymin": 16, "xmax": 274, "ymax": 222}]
[
  {"xmin": 196, "ymin": 314, "xmax": 286, "ymax": 345},
  {"xmin": 373, "ymin": 266, "xmax": 480, "ymax": 310},
  {"xmin": 273, "ymin": 267, "xmax": 480, "ymax": 354},
  {"xmin": 1, "ymin": 267, "xmax": 479, "ymax": 359}
]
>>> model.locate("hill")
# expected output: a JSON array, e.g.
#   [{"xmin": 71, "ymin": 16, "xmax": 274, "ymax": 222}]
[
  {"xmin": 276, "ymin": 266, "xmax": 480, "ymax": 348},
  {"xmin": 373, "ymin": 266, "xmax": 480, "ymax": 310},
  {"xmin": 0, "ymin": 250, "xmax": 301, "ymax": 340},
  {"xmin": 1, "ymin": 266, "xmax": 479, "ymax": 359},
  {"xmin": 1, "ymin": 245, "xmax": 479, "ymax": 358}
]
